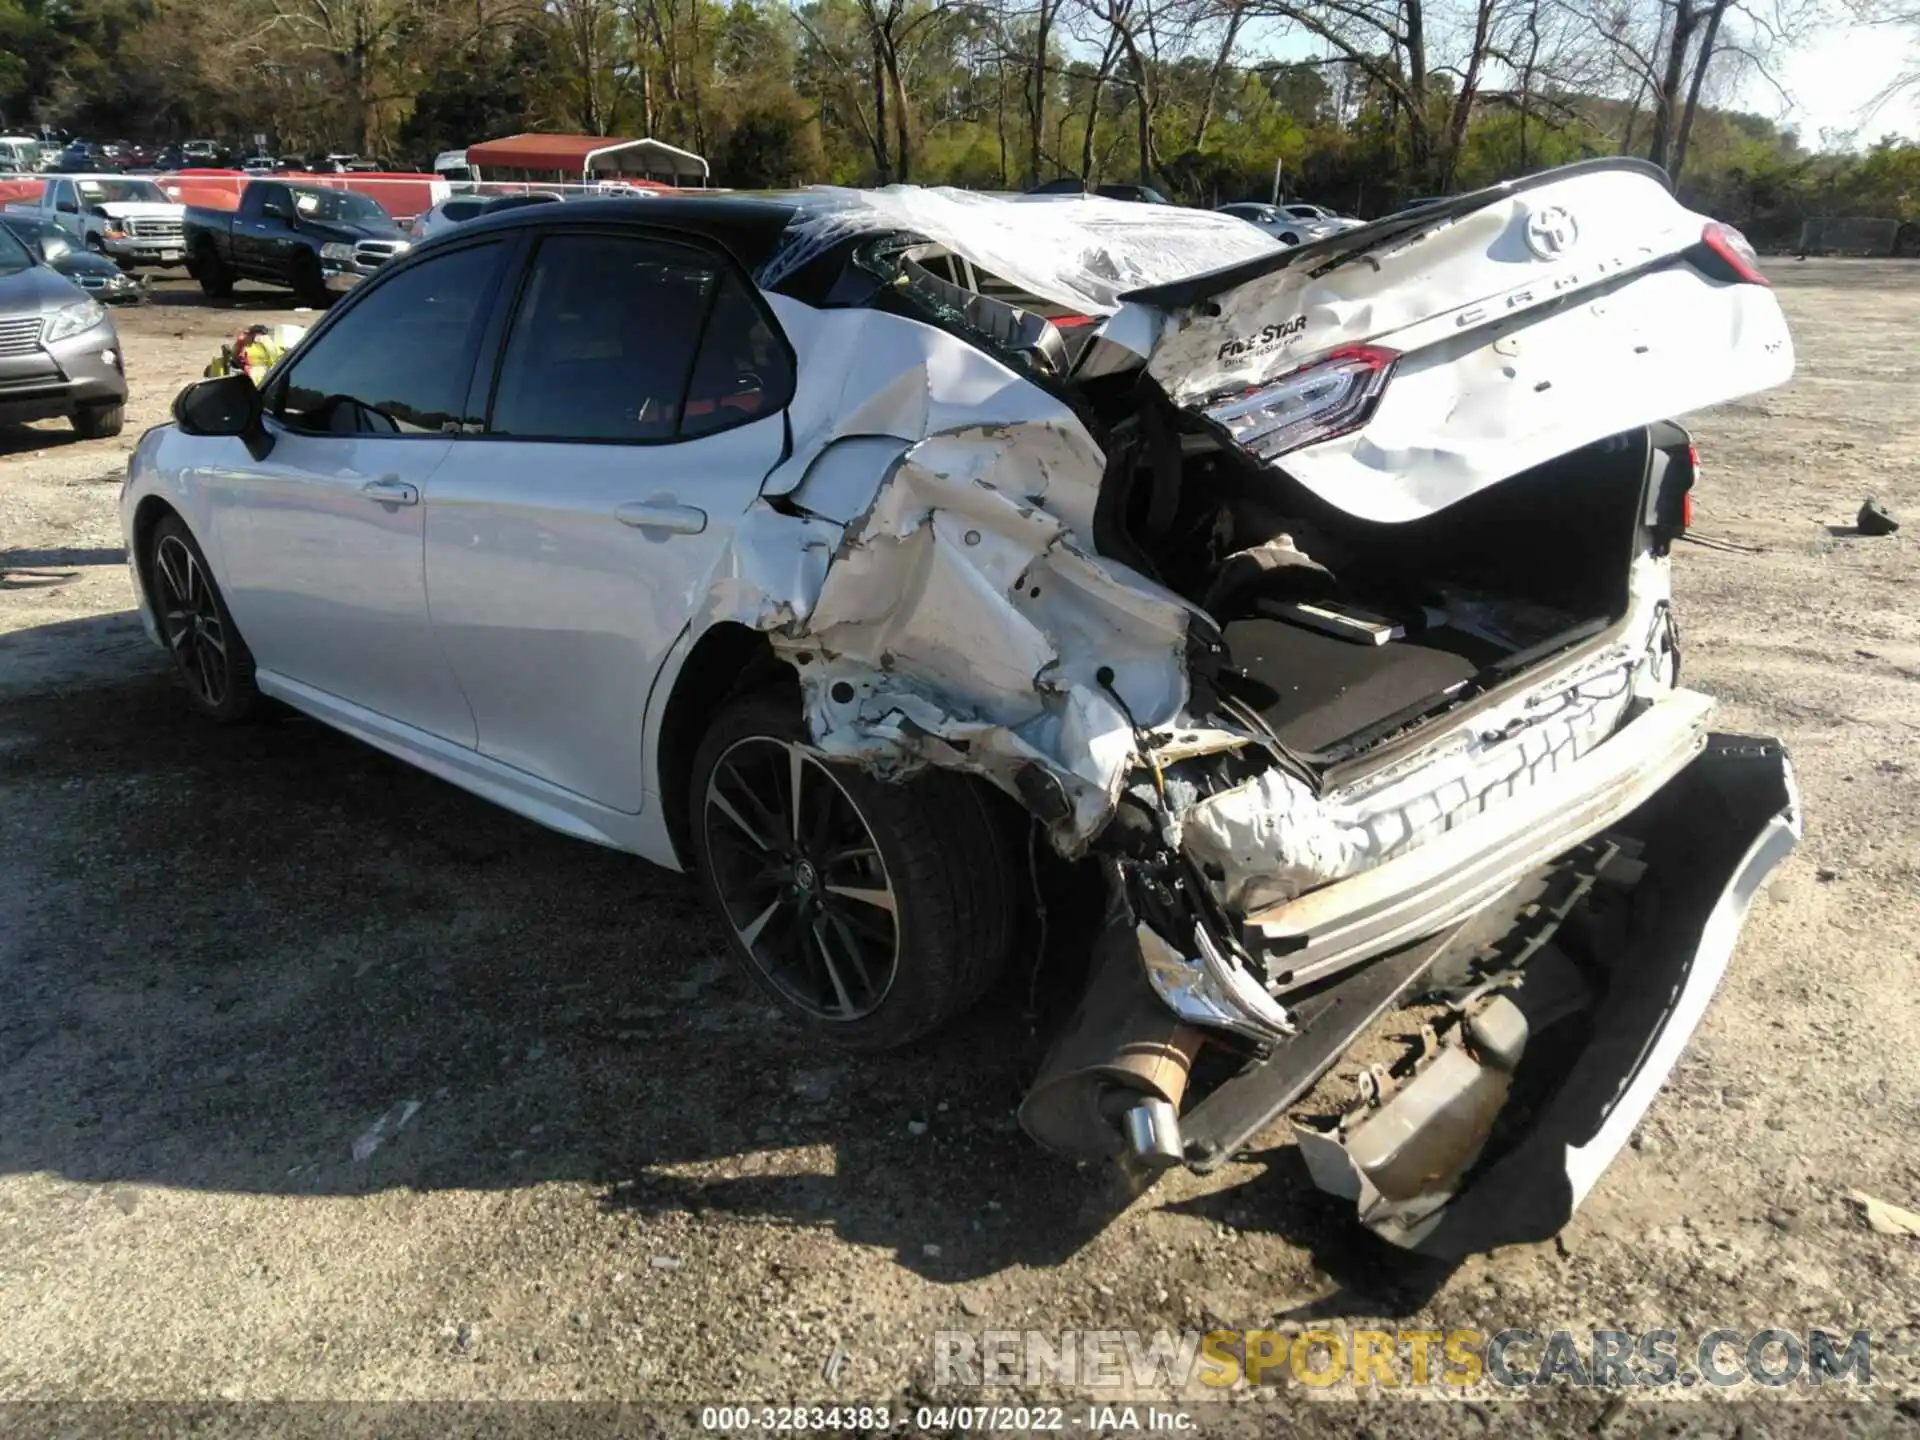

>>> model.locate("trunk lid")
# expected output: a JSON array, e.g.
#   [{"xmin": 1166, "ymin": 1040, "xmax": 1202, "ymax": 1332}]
[{"xmin": 1098, "ymin": 159, "xmax": 1793, "ymax": 523}]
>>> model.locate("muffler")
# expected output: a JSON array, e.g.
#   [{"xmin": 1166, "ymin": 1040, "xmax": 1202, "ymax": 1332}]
[{"xmin": 1019, "ymin": 882, "xmax": 1207, "ymax": 1167}]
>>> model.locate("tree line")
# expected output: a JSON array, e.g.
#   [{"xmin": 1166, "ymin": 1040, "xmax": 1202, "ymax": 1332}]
[{"xmin": 2, "ymin": 0, "xmax": 1915, "ymax": 233}]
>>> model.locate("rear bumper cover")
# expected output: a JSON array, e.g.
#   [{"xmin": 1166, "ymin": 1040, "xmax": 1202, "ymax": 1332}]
[
  {"xmin": 1292, "ymin": 734, "xmax": 1798, "ymax": 1255},
  {"xmin": 1243, "ymin": 687, "xmax": 1715, "ymax": 994},
  {"xmin": 1024, "ymin": 732, "xmax": 1797, "ymax": 1254}
]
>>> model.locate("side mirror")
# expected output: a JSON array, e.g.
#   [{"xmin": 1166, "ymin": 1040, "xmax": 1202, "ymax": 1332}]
[
  {"xmin": 87, "ymin": 204, "xmax": 109, "ymax": 218},
  {"xmin": 173, "ymin": 374, "xmax": 274, "ymax": 458}
]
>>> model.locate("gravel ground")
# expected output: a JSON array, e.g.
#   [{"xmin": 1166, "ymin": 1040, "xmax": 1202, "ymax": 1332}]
[{"xmin": 0, "ymin": 265, "xmax": 1916, "ymax": 1437}]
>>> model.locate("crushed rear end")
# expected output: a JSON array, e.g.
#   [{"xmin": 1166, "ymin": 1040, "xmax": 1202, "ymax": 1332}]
[
  {"xmin": 748, "ymin": 160, "xmax": 1798, "ymax": 1251},
  {"xmin": 1018, "ymin": 161, "xmax": 1797, "ymax": 1250}
]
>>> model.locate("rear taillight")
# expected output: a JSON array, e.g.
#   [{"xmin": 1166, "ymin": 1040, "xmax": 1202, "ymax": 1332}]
[
  {"xmin": 1202, "ymin": 344, "xmax": 1398, "ymax": 461},
  {"xmin": 1684, "ymin": 445, "xmax": 1700, "ymax": 529},
  {"xmin": 1700, "ymin": 222, "xmax": 1769, "ymax": 286}
]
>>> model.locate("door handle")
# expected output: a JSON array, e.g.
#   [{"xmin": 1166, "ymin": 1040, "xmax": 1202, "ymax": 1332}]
[
  {"xmin": 361, "ymin": 477, "xmax": 418, "ymax": 506},
  {"xmin": 614, "ymin": 500, "xmax": 707, "ymax": 535}
]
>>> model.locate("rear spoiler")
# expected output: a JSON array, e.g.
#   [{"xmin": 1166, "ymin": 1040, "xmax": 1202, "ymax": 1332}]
[{"xmin": 1118, "ymin": 158, "xmax": 1675, "ymax": 311}]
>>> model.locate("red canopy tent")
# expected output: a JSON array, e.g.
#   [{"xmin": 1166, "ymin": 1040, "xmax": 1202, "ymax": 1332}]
[{"xmin": 461, "ymin": 134, "xmax": 709, "ymax": 187}]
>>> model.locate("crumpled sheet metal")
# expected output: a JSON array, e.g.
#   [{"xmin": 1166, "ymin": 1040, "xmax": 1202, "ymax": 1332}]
[
  {"xmin": 781, "ymin": 434, "xmax": 1194, "ymax": 846},
  {"xmin": 1182, "ymin": 658, "xmax": 1639, "ymax": 915},
  {"xmin": 696, "ymin": 301, "xmax": 1198, "ymax": 848},
  {"xmin": 758, "ymin": 185, "xmax": 1280, "ymax": 318}
]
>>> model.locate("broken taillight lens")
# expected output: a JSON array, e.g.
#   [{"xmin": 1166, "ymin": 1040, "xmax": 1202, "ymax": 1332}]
[
  {"xmin": 1202, "ymin": 345, "xmax": 1398, "ymax": 461},
  {"xmin": 1700, "ymin": 222, "xmax": 1769, "ymax": 286}
]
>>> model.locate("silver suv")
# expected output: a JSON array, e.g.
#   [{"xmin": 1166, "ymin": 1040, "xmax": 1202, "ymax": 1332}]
[{"xmin": 0, "ymin": 221, "xmax": 127, "ymax": 437}]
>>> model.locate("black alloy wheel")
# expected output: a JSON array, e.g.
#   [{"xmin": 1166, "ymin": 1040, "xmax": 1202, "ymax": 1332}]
[{"xmin": 702, "ymin": 733, "xmax": 901, "ymax": 1022}]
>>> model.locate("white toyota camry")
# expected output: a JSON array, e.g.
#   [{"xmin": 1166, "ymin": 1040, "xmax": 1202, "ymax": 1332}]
[{"xmin": 122, "ymin": 160, "xmax": 1800, "ymax": 1255}]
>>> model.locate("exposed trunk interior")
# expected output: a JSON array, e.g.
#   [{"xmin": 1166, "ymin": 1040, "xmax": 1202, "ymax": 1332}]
[{"xmin": 1095, "ymin": 406, "xmax": 1673, "ymax": 761}]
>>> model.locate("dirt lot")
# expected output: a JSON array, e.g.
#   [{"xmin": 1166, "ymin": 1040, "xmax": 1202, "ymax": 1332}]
[{"xmin": 0, "ymin": 266, "xmax": 1916, "ymax": 1434}]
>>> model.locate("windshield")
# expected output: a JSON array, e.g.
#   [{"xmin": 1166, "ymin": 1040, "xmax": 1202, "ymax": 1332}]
[
  {"xmin": 290, "ymin": 187, "xmax": 390, "ymax": 224},
  {"xmin": 0, "ymin": 215, "xmax": 67, "ymax": 255},
  {"xmin": 0, "ymin": 224, "xmax": 32, "ymax": 272},
  {"xmin": 77, "ymin": 178, "xmax": 168, "ymax": 205}
]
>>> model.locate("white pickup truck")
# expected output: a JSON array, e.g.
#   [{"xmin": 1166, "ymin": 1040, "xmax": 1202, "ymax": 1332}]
[{"xmin": 3, "ymin": 174, "xmax": 188, "ymax": 269}]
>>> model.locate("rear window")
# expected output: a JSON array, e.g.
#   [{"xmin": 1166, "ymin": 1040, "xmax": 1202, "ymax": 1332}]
[{"xmin": 912, "ymin": 246, "xmax": 1085, "ymax": 324}]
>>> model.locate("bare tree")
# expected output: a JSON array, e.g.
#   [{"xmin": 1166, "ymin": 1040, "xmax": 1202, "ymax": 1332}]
[{"xmin": 1240, "ymin": 0, "xmax": 1438, "ymax": 180}]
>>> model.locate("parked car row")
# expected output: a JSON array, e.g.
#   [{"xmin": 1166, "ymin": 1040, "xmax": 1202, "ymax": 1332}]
[
  {"xmin": 0, "ymin": 133, "xmax": 407, "ymax": 177},
  {"xmin": 1215, "ymin": 199, "xmax": 1362, "ymax": 245}
]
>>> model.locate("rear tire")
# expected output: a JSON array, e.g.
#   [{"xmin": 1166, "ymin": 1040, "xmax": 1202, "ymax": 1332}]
[
  {"xmin": 145, "ymin": 513, "xmax": 264, "ymax": 723},
  {"xmin": 71, "ymin": 403, "xmax": 124, "ymax": 439},
  {"xmin": 194, "ymin": 241, "xmax": 233, "ymax": 299},
  {"xmin": 690, "ymin": 690, "xmax": 1017, "ymax": 1051},
  {"xmin": 294, "ymin": 257, "xmax": 331, "ymax": 309}
]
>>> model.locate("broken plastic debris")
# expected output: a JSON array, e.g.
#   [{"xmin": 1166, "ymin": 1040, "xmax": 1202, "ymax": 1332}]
[
  {"xmin": 1856, "ymin": 499, "xmax": 1900, "ymax": 537},
  {"xmin": 1848, "ymin": 1189, "xmax": 1920, "ymax": 1237},
  {"xmin": 351, "ymin": 1099, "xmax": 421, "ymax": 1162}
]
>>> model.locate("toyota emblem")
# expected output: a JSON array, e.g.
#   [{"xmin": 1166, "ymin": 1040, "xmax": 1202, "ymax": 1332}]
[{"xmin": 1524, "ymin": 205, "xmax": 1579, "ymax": 259}]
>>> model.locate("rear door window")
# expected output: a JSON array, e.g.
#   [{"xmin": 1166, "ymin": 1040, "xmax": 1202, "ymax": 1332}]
[{"xmin": 485, "ymin": 232, "xmax": 791, "ymax": 443}]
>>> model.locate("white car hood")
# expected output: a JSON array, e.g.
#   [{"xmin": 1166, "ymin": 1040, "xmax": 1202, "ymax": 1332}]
[
  {"xmin": 94, "ymin": 202, "xmax": 186, "ymax": 220},
  {"xmin": 1101, "ymin": 160, "xmax": 1794, "ymax": 522}
]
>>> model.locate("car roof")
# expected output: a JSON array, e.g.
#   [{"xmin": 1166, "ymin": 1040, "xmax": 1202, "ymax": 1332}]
[{"xmin": 445, "ymin": 193, "xmax": 808, "ymax": 271}]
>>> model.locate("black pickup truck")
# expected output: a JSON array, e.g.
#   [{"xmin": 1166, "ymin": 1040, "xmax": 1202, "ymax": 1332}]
[{"xmin": 183, "ymin": 180, "xmax": 411, "ymax": 306}]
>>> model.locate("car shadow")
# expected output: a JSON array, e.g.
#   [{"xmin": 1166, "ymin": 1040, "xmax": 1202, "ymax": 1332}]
[
  {"xmin": 0, "ymin": 422, "xmax": 83, "ymax": 457},
  {"xmin": 1, "ymin": 547, "xmax": 128, "ymax": 592},
  {"xmin": 0, "ymin": 612, "xmax": 1144, "ymax": 1282},
  {"xmin": 4, "ymin": 546, "xmax": 128, "ymax": 569},
  {"xmin": 1156, "ymin": 1148, "xmax": 1466, "ymax": 1320}
]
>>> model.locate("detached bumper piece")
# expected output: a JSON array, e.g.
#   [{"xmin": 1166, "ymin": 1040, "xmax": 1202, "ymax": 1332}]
[{"xmin": 1021, "ymin": 734, "xmax": 1797, "ymax": 1257}]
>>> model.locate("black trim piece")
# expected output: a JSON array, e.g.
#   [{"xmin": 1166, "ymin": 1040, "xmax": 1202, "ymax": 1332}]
[
  {"xmin": 1181, "ymin": 930, "xmax": 1450, "ymax": 1170},
  {"xmin": 1119, "ymin": 158, "xmax": 1675, "ymax": 311},
  {"xmin": 430, "ymin": 194, "xmax": 805, "ymax": 277},
  {"xmin": 671, "ymin": 267, "xmax": 729, "ymax": 437}
]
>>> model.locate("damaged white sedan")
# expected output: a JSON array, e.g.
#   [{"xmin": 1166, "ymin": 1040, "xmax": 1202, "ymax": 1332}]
[{"xmin": 124, "ymin": 158, "xmax": 1799, "ymax": 1256}]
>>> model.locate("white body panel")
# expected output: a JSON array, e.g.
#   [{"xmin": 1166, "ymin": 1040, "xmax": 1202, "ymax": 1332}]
[
  {"xmin": 423, "ymin": 414, "xmax": 788, "ymax": 812},
  {"xmin": 195, "ymin": 425, "xmax": 477, "ymax": 742}
]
